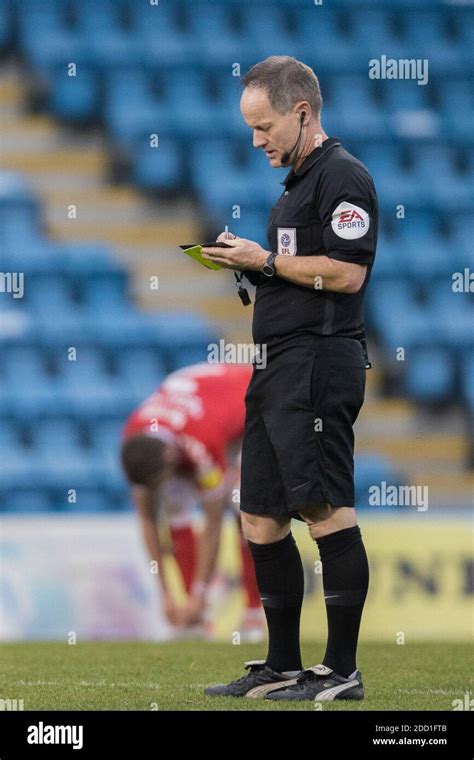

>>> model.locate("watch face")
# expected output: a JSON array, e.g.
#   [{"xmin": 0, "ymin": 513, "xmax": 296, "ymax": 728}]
[{"xmin": 262, "ymin": 253, "xmax": 276, "ymax": 276}]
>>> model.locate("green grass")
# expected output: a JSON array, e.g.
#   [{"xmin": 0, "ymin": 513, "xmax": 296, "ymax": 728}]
[{"xmin": 1, "ymin": 641, "xmax": 472, "ymax": 711}]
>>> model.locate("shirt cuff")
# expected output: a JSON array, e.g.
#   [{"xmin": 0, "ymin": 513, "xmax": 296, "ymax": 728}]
[{"xmin": 326, "ymin": 250, "xmax": 373, "ymax": 266}]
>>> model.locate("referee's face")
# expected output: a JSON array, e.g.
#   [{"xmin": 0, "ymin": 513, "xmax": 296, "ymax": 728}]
[{"xmin": 240, "ymin": 87, "xmax": 301, "ymax": 167}]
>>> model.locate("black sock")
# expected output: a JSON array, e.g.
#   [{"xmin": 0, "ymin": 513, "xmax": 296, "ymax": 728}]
[
  {"xmin": 315, "ymin": 525, "xmax": 369, "ymax": 679},
  {"xmin": 248, "ymin": 533, "xmax": 304, "ymax": 673}
]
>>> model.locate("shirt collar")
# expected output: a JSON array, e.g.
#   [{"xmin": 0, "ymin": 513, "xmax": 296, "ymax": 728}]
[{"xmin": 280, "ymin": 137, "xmax": 341, "ymax": 186}]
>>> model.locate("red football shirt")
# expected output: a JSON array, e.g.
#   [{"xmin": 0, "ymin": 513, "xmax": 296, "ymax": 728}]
[{"xmin": 123, "ymin": 363, "xmax": 252, "ymax": 494}]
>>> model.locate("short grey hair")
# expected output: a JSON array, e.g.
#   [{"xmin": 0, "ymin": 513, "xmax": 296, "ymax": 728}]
[{"xmin": 241, "ymin": 56, "xmax": 323, "ymax": 117}]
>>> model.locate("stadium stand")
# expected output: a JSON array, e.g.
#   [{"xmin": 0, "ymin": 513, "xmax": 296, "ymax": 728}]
[{"xmin": 0, "ymin": 0, "xmax": 472, "ymax": 512}]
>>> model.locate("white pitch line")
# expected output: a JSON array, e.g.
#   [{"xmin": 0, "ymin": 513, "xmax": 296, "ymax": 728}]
[
  {"xmin": 397, "ymin": 688, "xmax": 468, "ymax": 696},
  {"xmin": 13, "ymin": 680, "xmax": 161, "ymax": 689}
]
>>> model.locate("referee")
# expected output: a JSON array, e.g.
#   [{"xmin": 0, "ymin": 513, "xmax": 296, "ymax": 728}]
[{"xmin": 202, "ymin": 56, "xmax": 377, "ymax": 702}]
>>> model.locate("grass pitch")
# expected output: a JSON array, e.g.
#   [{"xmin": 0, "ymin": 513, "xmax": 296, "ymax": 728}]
[{"xmin": 1, "ymin": 641, "xmax": 472, "ymax": 711}]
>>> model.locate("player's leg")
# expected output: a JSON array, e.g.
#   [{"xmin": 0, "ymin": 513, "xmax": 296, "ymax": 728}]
[
  {"xmin": 159, "ymin": 477, "xmax": 200, "ymax": 620},
  {"xmin": 227, "ymin": 459, "xmax": 265, "ymax": 642},
  {"xmin": 169, "ymin": 524, "xmax": 196, "ymax": 595},
  {"xmin": 304, "ymin": 504, "xmax": 368, "ymax": 682},
  {"xmin": 238, "ymin": 530, "xmax": 265, "ymax": 642},
  {"xmin": 205, "ymin": 400, "xmax": 304, "ymax": 698},
  {"xmin": 266, "ymin": 342, "xmax": 368, "ymax": 701},
  {"xmin": 205, "ymin": 512, "xmax": 302, "ymax": 698},
  {"xmin": 266, "ymin": 503, "xmax": 367, "ymax": 701}
]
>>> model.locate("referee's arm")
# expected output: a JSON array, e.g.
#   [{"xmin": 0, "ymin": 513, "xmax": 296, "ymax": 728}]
[
  {"xmin": 273, "ymin": 254, "xmax": 366, "ymax": 293},
  {"xmin": 275, "ymin": 160, "xmax": 375, "ymax": 293}
]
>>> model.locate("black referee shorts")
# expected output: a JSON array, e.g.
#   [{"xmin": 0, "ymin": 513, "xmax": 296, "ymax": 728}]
[{"xmin": 240, "ymin": 336, "xmax": 366, "ymax": 519}]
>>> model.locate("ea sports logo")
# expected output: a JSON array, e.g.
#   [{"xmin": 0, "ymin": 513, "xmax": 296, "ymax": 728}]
[
  {"xmin": 339, "ymin": 209, "xmax": 364, "ymax": 224},
  {"xmin": 331, "ymin": 202, "xmax": 370, "ymax": 240}
]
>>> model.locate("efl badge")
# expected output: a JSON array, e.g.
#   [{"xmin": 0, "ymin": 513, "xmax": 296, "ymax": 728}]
[{"xmin": 277, "ymin": 227, "xmax": 297, "ymax": 255}]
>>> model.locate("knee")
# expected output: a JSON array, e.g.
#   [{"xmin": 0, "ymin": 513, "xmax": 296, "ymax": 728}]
[
  {"xmin": 299, "ymin": 504, "xmax": 356, "ymax": 540},
  {"xmin": 240, "ymin": 512, "xmax": 290, "ymax": 544}
]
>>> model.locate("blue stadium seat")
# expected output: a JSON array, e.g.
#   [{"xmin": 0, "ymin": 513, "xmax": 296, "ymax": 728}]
[
  {"xmin": 404, "ymin": 346, "xmax": 456, "ymax": 402},
  {"xmin": 329, "ymin": 75, "xmax": 387, "ymax": 138},
  {"xmin": 370, "ymin": 236, "xmax": 401, "ymax": 279},
  {"xmin": 31, "ymin": 419, "xmax": 99, "ymax": 488},
  {"xmin": 241, "ymin": 6, "xmax": 300, "ymax": 60},
  {"xmin": 293, "ymin": 7, "xmax": 355, "ymax": 69},
  {"xmin": 3, "ymin": 0, "xmax": 472, "ymax": 514},
  {"xmin": 440, "ymin": 79, "xmax": 474, "ymax": 140},
  {"xmin": 48, "ymin": 66, "xmax": 99, "ymax": 121},
  {"xmin": 104, "ymin": 68, "xmax": 173, "ymax": 144},
  {"xmin": 0, "ymin": 0, "xmax": 11, "ymax": 51},
  {"xmin": 356, "ymin": 144, "xmax": 420, "ymax": 205},
  {"xmin": 75, "ymin": 0, "xmax": 144, "ymax": 69},
  {"xmin": 0, "ymin": 419, "xmax": 20, "ymax": 454},
  {"xmin": 54, "ymin": 347, "xmax": 125, "ymax": 414},
  {"xmin": 367, "ymin": 278, "xmax": 434, "ymax": 351},
  {"xmin": 63, "ymin": 242, "xmax": 127, "ymax": 276},
  {"xmin": 115, "ymin": 349, "xmax": 165, "ymax": 399},
  {"xmin": 131, "ymin": 137, "xmax": 184, "ymax": 191},
  {"xmin": 461, "ymin": 355, "xmax": 474, "ymax": 410},
  {"xmin": 18, "ymin": 0, "xmax": 90, "ymax": 71},
  {"xmin": 91, "ymin": 418, "xmax": 126, "ymax": 453},
  {"xmin": 170, "ymin": 346, "xmax": 214, "ymax": 371},
  {"xmin": 134, "ymin": 2, "xmax": 200, "ymax": 67},
  {"xmin": 187, "ymin": 3, "xmax": 257, "ymax": 65},
  {"xmin": 82, "ymin": 277, "xmax": 128, "ymax": 313},
  {"xmin": 0, "ymin": 172, "xmax": 40, "ymax": 246},
  {"xmin": 6, "ymin": 490, "xmax": 53, "ymax": 513},
  {"xmin": 89, "ymin": 420, "xmax": 127, "ymax": 492},
  {"xmin": 346, "ymin": 9, "xmax": 411, "ymax": 64},
  {"xmin": 401, "ymin": 11, "xmax": 466, "ymax": 69},
  {"xmin": 167, "ymin": 70, "xmax": 228, "ymax": 139},
  {"xmin": 62, "ymin": 488, "xmax": 112, "ymax": 513},
  {"xmin": 409, "ymin": 145, "xmax": 469, "ymax": 210},
  {"xmin": 427, "ymin": 284, "xmax": 473, "ymax": 350},
  {"xmin": 229, "ymin": 209, "xmax": 270, "ymax": 249},
  {"xmin": 355, "ymin": 454, "xmax": 404, "ymax": 509},
  {"xmin": 2, "ymin": 347, "xmax": 60, "ymax": 413}
]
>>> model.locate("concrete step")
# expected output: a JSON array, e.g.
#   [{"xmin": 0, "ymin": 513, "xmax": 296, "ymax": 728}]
[
  {"xmin": 49, "ymin": 220, "xmax": 200, "ymax": 246},
  {"xmin": 357, "ymin": 434, "xmax": 468, "ymax": 466},
  {"xmin": 1, "ymin": 149, "xmax": 105, "ymax": 173}
]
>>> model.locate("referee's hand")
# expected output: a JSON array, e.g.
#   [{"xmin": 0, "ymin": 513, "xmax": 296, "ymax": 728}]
[
  {"xmin": 216, "ymin": 231, "xmax": 236, "ymax": 242},
  {"xmin": 202, "ymin": 236, "xmax": 268, "ymax": 271}
]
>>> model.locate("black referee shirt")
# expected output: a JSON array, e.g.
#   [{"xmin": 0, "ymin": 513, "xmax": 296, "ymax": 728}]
[{"xmin": 247, "ymin": 137, "xmax": 377, "ymax": 348}]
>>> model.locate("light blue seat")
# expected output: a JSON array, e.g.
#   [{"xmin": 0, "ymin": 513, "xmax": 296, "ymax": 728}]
[
  {"xmin": 330, "ymin": 75, "xmax": 387, "ymax": 138},
  {"xmin": 5, "ymin": 490, "xmax": 53, "ymax": 513},
  {"xmin": 131, "ymin": 138, "xmax": 184, "ymax": 191},
  {"xmin": 403, "ymin": 347, "xmax": 455, "ymax": 402},
  {"xmin": 355, "ymin": 454, "xmax": 404, "ymax": 509},
  {"xmin": 48, "ymin": 66, "xmax": 99, "ymax": 121}
]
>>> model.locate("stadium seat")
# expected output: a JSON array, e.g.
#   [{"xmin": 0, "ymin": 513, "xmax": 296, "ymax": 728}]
[
  {"xmin": 403, "ymin": 347, "xmax": 456, "ymax": 403},
  {"xmin": 115, "ymin": 349, "xmax": 165, "ymax": 399},
  {"xmin": 131, "ymin": 138, "xmax": 184, "ymax": 192},
  {"xmin": 2, "ymin": 0, "xmax": 472, "ymax": 517},
  {"xmin": 355, "ymin": 454, "xmax": 404, "ymax": 509},
  {"xmin": 5, "ymin": 490, "xmax": 53, "ymax": 513}
]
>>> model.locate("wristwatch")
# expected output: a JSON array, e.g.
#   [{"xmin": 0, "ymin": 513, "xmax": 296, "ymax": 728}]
[{"xmin": 262, "ymin": 251, "xmax": 279, "ymax": 277}]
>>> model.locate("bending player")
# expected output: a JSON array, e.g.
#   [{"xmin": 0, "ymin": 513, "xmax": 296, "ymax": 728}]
[{"xmin": 120, "ymin": 362, "xmax": 263, "ymax": 637}]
